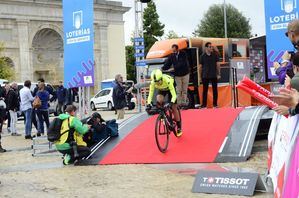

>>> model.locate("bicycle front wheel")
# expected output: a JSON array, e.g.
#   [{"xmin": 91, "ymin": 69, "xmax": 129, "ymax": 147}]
[{"xmin": 155, "ymin": 114, "xmax": 169, "ymax": 153}]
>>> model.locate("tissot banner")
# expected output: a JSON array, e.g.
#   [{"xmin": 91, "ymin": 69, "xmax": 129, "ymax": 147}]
[
  {"xmin": 264, "ymin": 0, "xmax": 299, "ymax": 80},
  {"xmin": 63, "ymin": 0, "xmax": 94, "ymax": 88}
]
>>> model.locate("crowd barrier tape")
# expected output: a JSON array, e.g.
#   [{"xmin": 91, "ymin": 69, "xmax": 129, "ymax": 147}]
[{"xmin": 267, "ymin": 113, "xmax": 299, "ymax": 198}]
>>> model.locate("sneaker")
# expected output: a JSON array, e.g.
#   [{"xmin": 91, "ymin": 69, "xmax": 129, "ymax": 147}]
[
  {"xmin": 213, "ymin": 105, "xmax": 219, "ymax": 109},
  {"xmin": 176, "ymin": 128, "xmax": 183, "ymax": 137},
  {"xmin": 25, "ymin": 135, "xmax": 33, "ymax": 140},
  {"xmin": 63, "ymin": 154, "xmax": 71, "ymax": 165},
  {"xmin": 11, "ymin": 133, "xmax": 21, "ymax": 136},
  {"xmin": 0, "ymin": 145, "xmax": 6, "ymax": 153},
  {"xmin": 7, "ymin": 127, "xmax": 11, "ymax": 133}
]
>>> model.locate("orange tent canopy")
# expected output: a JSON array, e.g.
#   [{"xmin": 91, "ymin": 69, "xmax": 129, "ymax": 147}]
[{"xmin": 146, "ymin": 38, "xmax": 188, "ymax": 59}]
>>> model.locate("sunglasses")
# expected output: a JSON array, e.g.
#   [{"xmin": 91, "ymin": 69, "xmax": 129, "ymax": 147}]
[
  {"xmin": 285, "ymin": 31, "xmax": 295, "ymax": 37},
  {"xmin": 206, "ymin": 46, "xmax": 213, "ymax": 48}
]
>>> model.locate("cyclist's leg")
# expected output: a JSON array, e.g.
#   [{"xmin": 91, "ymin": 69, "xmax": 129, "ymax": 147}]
[
  {"xmin": 167, "ymin": 91, "xmax": 181, "ymax": 130},
  {"xmin": 156, "ymin": 90, "xmax": 167, "ymax": 107}
]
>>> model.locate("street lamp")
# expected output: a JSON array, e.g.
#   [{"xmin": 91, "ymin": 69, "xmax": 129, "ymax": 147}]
[{"xmin": 224, "ymin": 0, "xmax": 228, "ymax": 38}]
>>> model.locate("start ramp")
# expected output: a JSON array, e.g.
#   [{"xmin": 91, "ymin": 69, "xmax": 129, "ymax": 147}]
[{"xmin": 78, "ymin": 106, "xmax": 272, "ymax": 165}]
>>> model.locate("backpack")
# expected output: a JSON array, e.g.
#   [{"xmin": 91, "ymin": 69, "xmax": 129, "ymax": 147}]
[
  {"xmin": 106, "ymin": 119, "xmax": 119, "ymax": 137},
  {"xmin": 47, "ymin": 118, "xmax": 71, "ymax": 142},
  {"xmin": 32, "ymin": 96, "xmax": 41, "ymax": 109}
]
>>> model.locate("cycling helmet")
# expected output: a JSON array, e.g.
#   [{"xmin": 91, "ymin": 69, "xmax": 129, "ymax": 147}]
[{"xmin": 151, "ymin": 69, "xmax": 163, "ymax": 82}]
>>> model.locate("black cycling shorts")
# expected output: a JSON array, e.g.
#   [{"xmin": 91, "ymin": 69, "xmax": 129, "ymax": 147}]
[{"xmin": 157, "ymin": 90, "xmax": 177, "ymax": 104}]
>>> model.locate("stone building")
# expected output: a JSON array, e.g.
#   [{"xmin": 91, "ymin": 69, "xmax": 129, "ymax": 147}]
[{"xmin": 0, "ymin": 0, "xmax": 129, "ymax": 90}]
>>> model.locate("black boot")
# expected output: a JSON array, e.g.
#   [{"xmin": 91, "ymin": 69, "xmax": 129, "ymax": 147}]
[{"xmin": 0, "ymin": 144, "xmax": 6, "ymax": 153}]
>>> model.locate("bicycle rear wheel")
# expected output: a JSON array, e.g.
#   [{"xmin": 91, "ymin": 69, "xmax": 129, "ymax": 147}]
[{"xmin": 155, "ymin": 114, "xmax": 169, "ymax": 153}]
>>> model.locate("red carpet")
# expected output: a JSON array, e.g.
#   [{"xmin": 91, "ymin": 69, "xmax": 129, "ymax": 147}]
[{"xmin": 100, "ymin": 108, "xmax": 243, "ymax": 165}]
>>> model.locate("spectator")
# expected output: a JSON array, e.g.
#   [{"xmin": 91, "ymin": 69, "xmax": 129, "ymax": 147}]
[
  {"xmin": 275, "ymin": 19, "xmax": 299, "ymax": 84},
  {"xmin": 84, "ymin": 112, "xmax": 107, "ymax": 147},
  {"xmin": 6, "ymin": 83, "xmax": 21, "ymax": 136},
  {"xmin": 0, "ymin": 86, "xmax": 6, "ymax": 152},
  {"xmin": 286, "ymin": 19, "xmax": 299, "ymax": 50},
  {"xmin": 20, "ymin": 80, "xmax": 35, "ymax": 139},
  {"xmin": 199, "ymin": 42, "xmax": 221, "ymax": 108},
  {"xmin": 36, "ymin": 81, "xmax": 50, "ymax": 136},
  {"xmin": 65, "ymin": 88, "xmax": 74, "ymax": 107},
  {"xmin": 4, "ymin": 84, "xmax": 11, "ymax": 133},
  {"xmin": 271, "ymin": 88, "xmax": 299, "ymax": 116},
  {"xmin": 273, "ymin": 52, "xmax": 299, "ymax": 115},
  {"xmin": 163, "ymin": 44, "xmax": 190, "ymax": 106},
  {"xmin": 273, "ymin": 51, "xmax": 293, "ymax": 85},
  {"xmin": 112, "ymin": 74, "xmax": 133, "ymax": 120},
  {"xmin": 56, "ymin": 80, "xmax": 67, "ymax": 114},
  {"xmin": 55, "ymin": 105, "xmax": 91, "ymax": 165}
]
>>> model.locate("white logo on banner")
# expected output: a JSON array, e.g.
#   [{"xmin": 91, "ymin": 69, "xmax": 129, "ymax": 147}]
[
  {"xmin": 65, "ymin": 10, "xmax": 91, "ymax": 45},
  {"xmin": 269, "ymin": 0, "xmax": 299, "ymax": 31},
  {"xmin": 281, "ymin": 0, "xmax": 297, "ymax": 13},
  {"xmin": 73, "ymin": 11, "xmax": 83, "ymax": 29}
]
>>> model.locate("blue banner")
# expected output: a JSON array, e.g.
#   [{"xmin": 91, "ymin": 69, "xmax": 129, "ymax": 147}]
[
  {"xmin": 63, "ymin": 0, "xmax": 94, "ymax": 88},
  {"xmin": 264, "ymin": 0, "xmax": 299, "ymax": 79}
]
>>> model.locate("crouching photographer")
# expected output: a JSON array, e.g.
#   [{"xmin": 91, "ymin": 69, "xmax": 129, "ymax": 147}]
[
  {"xmin": 54, "ymin": 105, "xmax": 91, "ymax": 165},
  {"xmin": 83, "ymin": 112, "xmax": 108, "ymax": 147}
]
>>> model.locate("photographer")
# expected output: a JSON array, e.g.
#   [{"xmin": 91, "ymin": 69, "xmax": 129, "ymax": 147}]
[
  {"xmin": 55, "ymin": 105, "xmax": 91, "ymax": 165},
  {"xmin": 112, "ymin": 74, "xmax": 133, "ymax": 120},
  {"xmin": 84, "ymin": 112, "xmax": 108, "ymax": 147}
]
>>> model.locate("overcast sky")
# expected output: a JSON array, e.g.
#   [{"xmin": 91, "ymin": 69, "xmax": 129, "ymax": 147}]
[{"xmin": 118, "ymin": 0, "xmax": 265, "ymax": 45}]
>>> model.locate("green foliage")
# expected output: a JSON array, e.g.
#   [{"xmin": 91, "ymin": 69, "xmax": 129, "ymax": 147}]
[
  {"xmin": 193, "ymin": 3, "xmax": 252, "ymax": 38},
  {"xmin": 126, "ymin": 45, "xmax": 136, "ymax": 82},
  {"xmin": 165, "ymin": 30, "xmax": 179, "ymax": 39},
  {"xmin": 143, "ymin": 1, "xmax": 165, "ymax": 54},
  {"xmin": 0, "ymin": 43, "xmax": 13, "ymax": 80}
]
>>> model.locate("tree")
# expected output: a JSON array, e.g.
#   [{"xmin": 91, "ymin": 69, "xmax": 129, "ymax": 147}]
[
  {"xmin": 0, "ymin": 43, "xmax": 13, "ymax": 80},
  {"xmin": 125, "ymin": 45, "xmax": 136, "ymax": 82},
  {"xmin": 143, "ymin": 1, "xmax": 165, "ymax": 54},
  {"xmin": 193, "ymin": 4, "xmax": 252, "ymax": 38},
  {"xmin": 165, "ymin": 30, "xmax": 179, "ymax": 39}
]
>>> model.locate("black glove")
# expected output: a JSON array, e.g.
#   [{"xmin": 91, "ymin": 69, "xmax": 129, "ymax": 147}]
[{"xmin": 146, "ymin": 104, "xmax": 152, "ymax": 111}]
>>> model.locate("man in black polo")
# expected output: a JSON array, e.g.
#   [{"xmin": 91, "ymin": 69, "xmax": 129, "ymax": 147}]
[{"xmin": 199, "ymin": 42, "xmax": 221, "ymax": 108}]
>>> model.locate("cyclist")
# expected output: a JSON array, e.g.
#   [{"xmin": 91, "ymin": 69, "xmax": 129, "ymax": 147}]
[{"xmin": 146, "ymin": 69, "xmax": 182, "ymax": 137}]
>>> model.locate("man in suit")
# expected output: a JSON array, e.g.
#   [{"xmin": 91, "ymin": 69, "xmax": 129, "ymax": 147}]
[{"xmin": 163, "ymin": 44, "xmax": 190, "ymax": 106}]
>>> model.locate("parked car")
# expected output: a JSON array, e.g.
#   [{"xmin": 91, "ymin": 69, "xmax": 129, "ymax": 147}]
[{"xmin": 90, "ymin": 87, "xmax": 136, "ymax": 111}]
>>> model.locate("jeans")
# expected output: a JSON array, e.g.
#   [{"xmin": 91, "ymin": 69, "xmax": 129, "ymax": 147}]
[
  {"xmin": 202, "ymin": 78, "xmax": 218, "ymax": 107},
  {"xmin": 57, "ymin": 102, "xmax": 64, "ymax": 115},
  {"xmin": 37, "ymin": 109, "xmax": 49, "ymax": 134},
  {"xmin": 9, "ymin": 110, "xmax": 18, "ymax": 134},
  {"xmin": 23, "ymin": 108, "xmax": 32, "ymax": 136},
  {"xmin": 175, "ymin": 74, "xmax": 190, "ymax": 105},
  {"xmin": 32, "ymin": 109, "xmax": 39, "ymax": 131}
]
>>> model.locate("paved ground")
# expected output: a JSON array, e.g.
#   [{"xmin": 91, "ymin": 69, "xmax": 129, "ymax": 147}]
[{"xmin": 0, "ymin": 109, "xmax": 273, "ymax": 198}]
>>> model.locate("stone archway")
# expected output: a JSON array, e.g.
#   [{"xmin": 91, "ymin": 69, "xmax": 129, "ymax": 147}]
[{"xmin": 32, "ymin": 28, "xmax": 63, "ymax": 83}]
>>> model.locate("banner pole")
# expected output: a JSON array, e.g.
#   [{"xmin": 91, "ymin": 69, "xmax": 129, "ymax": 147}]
[{"xmin": 78, "ymin": 87, "xmax": 82, "ymax": 119}]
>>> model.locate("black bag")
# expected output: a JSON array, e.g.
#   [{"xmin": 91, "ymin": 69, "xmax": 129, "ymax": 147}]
[{"xmin": 47, "ymin": 118, "xmax": 69, "ymax": 142}]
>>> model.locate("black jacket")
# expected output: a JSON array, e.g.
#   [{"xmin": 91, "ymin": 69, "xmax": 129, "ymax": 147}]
[
  {"xmin": 112, "ymin": 82, "xmax": 127, "ymax": 110},
  {"xmin": 6, "ymin": 88, "xmax": 19, "ymax": 111},
  {"xmin": 163, "ymin": 51, "xmax": 190, "ymax": 77}
]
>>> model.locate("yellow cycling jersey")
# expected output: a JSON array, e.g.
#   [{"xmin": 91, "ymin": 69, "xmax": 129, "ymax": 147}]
[{"xmin": 147, "ymin": 74, "xmax": 177, "ymax": 104}]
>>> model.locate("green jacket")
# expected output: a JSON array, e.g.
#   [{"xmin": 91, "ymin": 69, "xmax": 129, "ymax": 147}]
[
  {"xmin": 147, "ymin": 74, "xmax": 177, "ymax": 104},
  {"xmin": 55, "ymin": 113, "xmax": 89, "ymax": 151}
]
